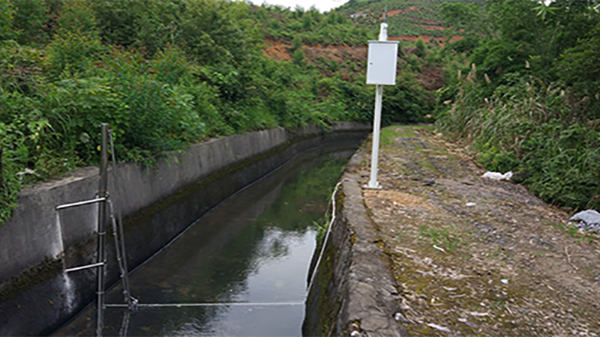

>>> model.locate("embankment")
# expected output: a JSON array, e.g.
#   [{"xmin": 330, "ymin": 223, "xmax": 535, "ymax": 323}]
[{"xmin": 303, "ymin": 147, "xmax": 408, "ymax": 337}]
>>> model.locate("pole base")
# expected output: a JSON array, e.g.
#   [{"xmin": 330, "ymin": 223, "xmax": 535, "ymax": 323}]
[{"xmin": 363, "ymin": 182, "xmax": 382, "ymax": 189}]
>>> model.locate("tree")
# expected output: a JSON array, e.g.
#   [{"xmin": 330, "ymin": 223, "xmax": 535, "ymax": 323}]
[
  {"xmin": 415, "ymin": 38, "xmax": 426, "ymax": 58},
  {"xmin": 0, "ymin": 0, "xmax": 16, "ymax": 41},
  {"xmin": 556, "ymin": 21, "xmax": 600, "ymax": 119},
  {"xmin": 11, "ymin": 0, "xmax": 48, "ymax": 45}
]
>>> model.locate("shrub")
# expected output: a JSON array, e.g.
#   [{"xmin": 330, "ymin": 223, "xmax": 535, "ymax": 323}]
[{"xmin": 436, "ymin": 70, "xmax": 600, "ymax": 210}]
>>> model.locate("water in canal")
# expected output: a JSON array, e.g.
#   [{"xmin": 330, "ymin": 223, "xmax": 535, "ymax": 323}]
[{"xmin": 54, "ymin": 148, "xmax": 354, "ymax": 337}]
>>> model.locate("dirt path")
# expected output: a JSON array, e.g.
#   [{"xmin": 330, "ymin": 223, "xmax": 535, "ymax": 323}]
[{"xmin": 357, "ymin": 125, "xmax": 600, "ymax": 336}]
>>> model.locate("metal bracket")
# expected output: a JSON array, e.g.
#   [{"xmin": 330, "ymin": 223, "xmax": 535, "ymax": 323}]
[
  {"xmin": 65, "ymin": 262, "xmax": 105, "ymax": 273},
  {"xmin": 56, "ymin": 197, "xmax": 106, "ymax": 210}
]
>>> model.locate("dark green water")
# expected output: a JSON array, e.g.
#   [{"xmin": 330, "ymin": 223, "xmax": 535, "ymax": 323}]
[{"xmin": 54, "ymin": 149, "xmax": 353, "ymax": 337}]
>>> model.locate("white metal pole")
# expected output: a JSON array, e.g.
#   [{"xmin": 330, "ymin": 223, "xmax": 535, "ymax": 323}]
[
  {"xmin": 368, "ymin": 84, "xmax": 383, "ymax": 188},
  {"xmin": 367, "ymin": 20, "xmax": 388, "ymax": 189}
]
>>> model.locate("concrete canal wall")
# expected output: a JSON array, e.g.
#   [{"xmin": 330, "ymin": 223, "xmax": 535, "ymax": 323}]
[
  {"xmin": 303, "ymin": 147, "xmax": 408, "ymax": 337},
  {"xmin": 0, "ymin": 122, "xmax": 370, "ymax": 336}
]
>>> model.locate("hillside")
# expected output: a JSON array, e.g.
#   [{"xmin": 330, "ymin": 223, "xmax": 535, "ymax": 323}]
[
  {"xmin": 259, "ymin": 0, "xmax": 600, "ymax": 214},
  {"xmin": 337, "ymin": 0, "xmax": 484, "ymax": 42},
  {"xmin": 0, "ymin": 0, "xmax": 456, "ymax": 225}
]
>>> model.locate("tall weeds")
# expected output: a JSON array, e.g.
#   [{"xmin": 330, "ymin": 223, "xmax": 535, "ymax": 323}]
[{"xmin": 436, "ymin": 65, "xmax": 600, "ymax": 210}]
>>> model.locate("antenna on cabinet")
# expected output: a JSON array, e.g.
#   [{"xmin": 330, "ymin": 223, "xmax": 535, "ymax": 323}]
[{"xmin": 383, "ymin": 5, "xmax": 387, "ymax": 23}]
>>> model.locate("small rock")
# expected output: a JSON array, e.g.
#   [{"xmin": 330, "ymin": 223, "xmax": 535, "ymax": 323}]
[
  {"xmin": 394, "ymin": 312, "xmax": 410, "ymax": 323},
  {"xmin": 384, "ymin": 284, "xmax": 398, "ymax": 295},
  {"xmin": 423, "ymin": 178, "xmax": 436, "ymax": 186}
]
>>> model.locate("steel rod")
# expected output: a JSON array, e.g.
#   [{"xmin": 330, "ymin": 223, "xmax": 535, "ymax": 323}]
[
  {"xmin": 107, "ymin": 199, "xmax": 133, "ymax": 309},
  {"xmin": 108, "ymin": 130, "xmax": 134, "ymax": 310},
  {"xmin": 56, "ymin": 197, "xmax": 106, "ymax": 210},
  {"xmin": 105, "ymin": 302, "xmax": 304, "ymax": 308},
  {"xmin": 65, "ymin": 262, "xmax": 104, "ymax": 273},
  {"xmin": 96, "ymin": 124, "xmax": 109, "ymax": 337}
]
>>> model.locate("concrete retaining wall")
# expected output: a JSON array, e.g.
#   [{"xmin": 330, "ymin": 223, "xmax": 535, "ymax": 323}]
[
  {"xmin": 0, "ymin": 122, "xmax": 370, "ymax": 336},
  {"xmin": 303, "ymin": 147, "xmax": 408, "ymax": 337}
]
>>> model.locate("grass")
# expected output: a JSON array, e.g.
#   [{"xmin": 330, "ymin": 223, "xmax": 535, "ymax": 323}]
[
  {"xmin": 418, "ymin": 224, "xmax": 461, "ymax": 253},
  {"xmin": 548, "ymin": 221, "xmax": 598, "ymax": 244},
  {"xmin": 380, "ymin": 128, "xmax": 404, "ymax": 146},
  {"xmin": 552, "ymin": 221, "xmax": 581, "ymax": 238}
]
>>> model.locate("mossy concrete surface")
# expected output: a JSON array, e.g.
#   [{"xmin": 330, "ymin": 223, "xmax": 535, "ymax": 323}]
[{"xmin": 304, "ymin": 146, "xmax": 408, "ymax": 337}]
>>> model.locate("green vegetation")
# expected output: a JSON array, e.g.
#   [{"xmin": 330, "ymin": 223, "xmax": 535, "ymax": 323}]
[
  {"xmin": 338, "ymin": 0, "xmax": 485, "ymax": 37},
  {"xmin": 436, "ymin": 0, "xmax": 600, "ymax": 211},
  {"xmin": 418, "ymin": 224, "xmax": 462, "ymax": 253},
  {"xmin": 380, "ymin": 128, "xmax": 402, "ymax": 146},
  {"xmin": 2, "ymin": 0, "xmax": 597, "ymax": 225},
  {"xmin": 0, "ymin": 0, "xmax": 444, "ymax": 226}
]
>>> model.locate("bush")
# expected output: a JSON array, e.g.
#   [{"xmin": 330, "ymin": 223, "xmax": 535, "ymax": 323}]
[
  {"xmin": 436, "ymin": 71, "xmax": 600, "ymax": 211},
  {"xmin": 45, "ymin": 32, "xmax": 104, "ymax": 79},
  {"xmin": 477, "ymin": 146, "xmax": 519, "ymax": 173}
]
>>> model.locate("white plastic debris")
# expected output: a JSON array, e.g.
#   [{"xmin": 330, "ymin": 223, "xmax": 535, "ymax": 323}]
[
  {"xmin": 350, "ymin": 323, "xmax": 361, "ymax": 337},
  {"xmin": 465, "ymin": 202, "xmax": 476, "ymax": 207},
  {"xmin": 501, "ymin": 279, "xmax": 508, "ymax": 284},
  {"xmin": 16, "ymin": 168, "xmax": 41, "ymax": 177},
  {"xmin": 570, "ymin": 209, "xmax": 600, "ymax": 232},
  {"xmin": 482, "ymin": 171, "xmax": 513, "ymax": 181},
  {"xmin": 458, "ymin": 318, "xmax": 479, "ymax": 329},
  {"xmin": 16, "ymin": 168, "xmax": 41, "ymax": 182},
  {"xmin": 570, "ymin": 210, "xmax": 600, "ymax": 225},
  {"xmin": 427, "ymin": 323, "xmax": 451, "ymax": 332},
  {"xmin": 433, "ymin": 245, "xmax": 445, "ymax": 252}
]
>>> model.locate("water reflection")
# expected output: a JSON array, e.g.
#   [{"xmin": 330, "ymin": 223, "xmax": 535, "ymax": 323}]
[{"xmin": 54, "ymin": 150, "xmax": 352, "ymax": 337}]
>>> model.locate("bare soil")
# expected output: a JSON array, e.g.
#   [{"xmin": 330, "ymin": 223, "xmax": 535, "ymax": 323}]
[
  {"xmin": 357, "ymin": 125, "xmax": 600, "ymax": 336},
  {"xmin": 389, "ymin": 35, "xmax": 464, "ymax": 48},
  {"xmin": 384, "ymin": 6, "xmax": 421, "ymax": 19}
]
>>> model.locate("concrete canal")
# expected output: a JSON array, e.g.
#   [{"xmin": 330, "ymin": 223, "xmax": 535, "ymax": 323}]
[{"xmin": 53, "ymin": 146, "xmax": 357, "ymax": 336}]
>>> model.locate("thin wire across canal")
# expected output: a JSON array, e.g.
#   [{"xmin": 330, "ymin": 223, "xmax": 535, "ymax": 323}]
[{"xmin": 105, "ymin": 301, "xmax": 305, "ymax": 308}]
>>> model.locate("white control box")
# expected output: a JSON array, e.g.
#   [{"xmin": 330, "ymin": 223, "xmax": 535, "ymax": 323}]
[{"xmin": 366, "ymin": 40, "xmax": 399, "ymax": 85}]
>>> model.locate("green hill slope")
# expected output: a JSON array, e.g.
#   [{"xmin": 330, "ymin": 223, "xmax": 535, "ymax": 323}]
[{"xmin": 337, "ymin": 0, "xmax": 485, "ymax": 37}]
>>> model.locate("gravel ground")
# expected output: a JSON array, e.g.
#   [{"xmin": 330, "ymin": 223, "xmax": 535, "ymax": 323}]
[{"xmin": 356, "ymin": 125, "xmax": 600, "ymax": 336}]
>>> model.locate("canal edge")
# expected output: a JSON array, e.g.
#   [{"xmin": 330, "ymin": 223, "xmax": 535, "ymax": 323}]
[{"xmin": 304, "ymin": 146, "xmax": 409, "ymax": 337}]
